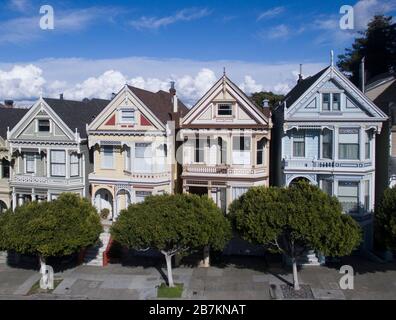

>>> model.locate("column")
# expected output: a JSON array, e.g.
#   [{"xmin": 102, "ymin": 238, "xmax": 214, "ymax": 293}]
[
  {"xmin": 334, "ymin": 126, "xmax": 339, "ymax": 160},
  {"xmin": 12, "ymin": 189, "xmax": 16, "ymax": 211},
  {"xmin": 18, "ymin": 195, "xmax": 24, "ymax": 207},
  {"xmin": 0, "ymin": 160, "xmax": 3, "ymax": 179},
  {"xmin": 66, "ymin": 150, "xmax": 70, "ymax": 179},
  {"xmin": 359, "ymin": 127, "xmax": 365, "ymax": 161},
  {"xmin": 82, "ymin": 153, "xmax": 86, "ymax": 198},
  {"xmin": 46, "ymin": 149, "xmax": 50, "ymax": 178}
]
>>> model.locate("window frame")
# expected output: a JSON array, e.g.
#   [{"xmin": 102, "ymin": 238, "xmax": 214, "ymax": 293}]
[
  {"xmin": 217, "ymin": 104, "xmax": 233, "ymax": 117},
  {"xmin": 321, "ymin": 92, "xmax": 342, "ymax": 112},
  {"xmin": 50, "ymin": 150, "xmax": 66, "ymax": 177},
  {"xmin": 338, "ymin": 128, "xmax": 360, "ymax": 160},
  {"xmin": 120, "ymin": 108, "xmax": 136, "ymax": 124},
  {"xmin": 101, "ymin": 146, "xmax": 115, "ymax": 169},
  {"xmin": 321, "ymin": 129, "xmax": 333, "ymax": 159},
  {"xmin": 338, "ymin": 181, "xmax": 360, "ymax": 214},
  {"xmin": 24, "ymin": 153, "xmax": 36, "ymax": 174},
  {"xmin": 38, "ymin": 119, "xmax": 51, "ymax": 132},
  {"xmin": 70, "ymin": 153, "xmax": 79, "ymax": 177},
  {"xmin": 292, "ymin": 130, "xmax": 305, "ymax": 158}
]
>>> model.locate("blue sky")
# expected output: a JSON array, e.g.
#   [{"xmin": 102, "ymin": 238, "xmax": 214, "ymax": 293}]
[{"xmin": 0, "ymin": 0, "xmax": 395, "ymax": 105}]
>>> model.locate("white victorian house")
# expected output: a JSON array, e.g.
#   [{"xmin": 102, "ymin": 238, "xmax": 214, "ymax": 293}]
[{"xmin": 272, "ymin": 62, "xmax": 388, "ymax": 251}]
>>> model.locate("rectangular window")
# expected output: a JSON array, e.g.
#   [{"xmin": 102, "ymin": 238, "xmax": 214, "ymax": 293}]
[
  {"xmin": 338, "ymin": 181, "xmax": 359, "ymax": 214},
  {"xmin": 217, "ymin": 104, "xmax": 232, "ymax": 116},
  {"xmin": 293, "ymin": 131, "xmax": 305, "ymax": 157},
  {"xmin": 194, "ymin": 138, "xmax": 204, "ymax": 163},
  {"xmin": 232, "ymin": 136, "xmax": 251, "ymax": 165},
  {"xmin": 102, "ymin": 146, "xmax": 114, "ymax": 169},
  {"xmin": 322, "ymin": 129, "xmax": 333, "ymax": 159},
  {"xmin": 321, "ymin": 180, "xmax": 333, "ymax": 196},
  {"xmin": 25, "ymin": 153, "xmax": 35, "ymax": 174},
  {"xmin": 120, "ymin": 109, "xmax": 135, "ymax": 124},
  {"xmin": 364, "ymin": 180, "xmax": 370, "ymax": 211},
  {"xmin": 51, "ymin": 150, "xmax": 66, "ymax": 177},
  {"xmin": 339, "ymin": 128, "xmax": 359, "ymax": 160},
  {"xmin": 365, "ymin": 131, "xmax": 371, "ymax": 159},
  {"xmin": 257, "ymin": 139, "xmax": 266, "ymax": 165},
  {"xmin": 1, "ymin": 159, "xmax": 10, "ymax": 178},
  {"xmin": 38, "ymin": 119, "xmax": 50, "ymax": 132},
  {"xmin": 332, "ymin": 93, "xmax": 341, "ymax": 111},
  {"xmin": 135, "ymin": 191, "xmax": 152, "ymax": 203},
  {"xmin": 322, "ymin": 93, "xmax": 330, "ymax": 111},
  {"xmin": 232, "ymin": 187, "xmax": 249, "ymax": 201},
  {"xmin": 124, "ymin": 146, "xmax": 131, "ymax": 171},
  {"xmin": 135, "ymin": 143, "xmax": 152, "ymax": 172},
  {"xmin": 70, "ymin": 153, "xmax": 79, "ymax": 177}
]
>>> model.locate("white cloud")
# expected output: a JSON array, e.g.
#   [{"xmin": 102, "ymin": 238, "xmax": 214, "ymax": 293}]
[
  {"xmin": 130, "ymin": 8, "xmax": 211, "ymax": 30},
  {"xmin": 265, "ymin": 24, "xmax": 290, "ymax": 39},
  {"xmin": 0, "ymin": 6, "xmax": 120, "ymax": 45},
  {"xmin": 257, "ymin": 6, "xmax": 285, "ymax": 21},
  {"xmin": 0, "ymin": 57, "xmax": 326, "ymax": 106},
  {"xmin": 8, "ymin": 0, "xmax": 30, "ymax": 12},
  {"xmin": 0, "ymin": 64, "xmax": 46, "ymax": 100}
]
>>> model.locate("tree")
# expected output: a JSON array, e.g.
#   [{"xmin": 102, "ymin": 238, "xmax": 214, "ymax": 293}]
[
  {"xmin": 111, "ymin": 193, "xmax": 232, "ymax": 287},
  {"xmin": 229, "ymin": 182, "xmax": 361, "ymax": 290},
  {"xmin": 337, "ymin": 15, "xmax": 396, "ymax": 85},
  {"xmin": 375, "ymin": 187, "xmax": 396, "ymax": 250},
  {"xmin": 250, "ymin": 91, "xmax": 284, "ymax": 109},
  {"xmin": 0, "ymin": 193, "xmax": 102, "ymax": 275}
]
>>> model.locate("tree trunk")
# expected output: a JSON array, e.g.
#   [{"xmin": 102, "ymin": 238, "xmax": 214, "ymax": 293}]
[
  {"xmin": 292, "ymin": 257, "xmax": 300, "ymax": 291},
  {"xmin": 163, "ymin": 252, "xmax": 175, "ymax": 288}
]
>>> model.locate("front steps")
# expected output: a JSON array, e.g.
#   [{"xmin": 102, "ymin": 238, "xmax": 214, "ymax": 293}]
[
  {"xmin": 84, "ymin": 232, "xmax": 111, "ymax": 266},
  {"xmin": 300, "ymin": 251, "xmax": 322, "ymax": 266},
  {"xmin": 0, "ymin": 251, "xmax": 7, "ymax": 264}
]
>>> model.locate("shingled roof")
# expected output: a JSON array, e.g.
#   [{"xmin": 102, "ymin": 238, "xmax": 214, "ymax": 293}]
[
  {"xmin": 0, "ymin": 107, "xmax": 29, "ymax": 139},
  {"xmin": 283, "ymin": 66, "xmax": 330, "ymax": 108},
  {"xmin": 128, "ymin": 86, "xmax": 189, "ymax": 123},
  {"xmin": 44, "ymin": 98, "xmax": 110, "ymax": 138}
]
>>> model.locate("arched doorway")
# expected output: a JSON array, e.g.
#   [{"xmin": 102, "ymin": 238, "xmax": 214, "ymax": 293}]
[
  {"xmin": 0, "ymin": 201, "xmax": 7, "ymax": 214},
  {"xmin": 115, "ymin": 189, "xmax": 131, "ymax": 219},
  {"xmin": 94, "ymin": 189, "xmax": 114, "ymax": 220},
  {"xmin": 289, "ymin": 177, "xmax": 310, "ymax": 186}
]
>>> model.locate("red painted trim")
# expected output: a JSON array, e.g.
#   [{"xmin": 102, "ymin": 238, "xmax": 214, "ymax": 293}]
[
  {"xmin": 140, "ymin": 114, "xmax": 152, "ymax": 126},
  {"xmin": 103, "ymin": 237, "xmax": 113, "ymax": 266},
  {"xmin": 105, "ymin": 114, "xmax": 116, "ymax": 126}
]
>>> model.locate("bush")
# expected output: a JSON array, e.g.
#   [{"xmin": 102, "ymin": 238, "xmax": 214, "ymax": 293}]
[{"xmin": 375, "ymin": 187, "xmax": 396, "ymax": 250}]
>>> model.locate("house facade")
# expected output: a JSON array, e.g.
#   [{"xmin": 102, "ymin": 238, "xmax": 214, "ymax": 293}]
[
  {"xmin": 0, "ymin": 104, "xmax": 28, "ymax": 212},
  {"xmin": 87, "ymin": 84, "xmax": 188, "ymax": 221},
  {"xmin": 7, "ymin": 97, "xmax": 108, "ymax": 209},
  {"xmin": 180, "ymin": 74, "xmax": 272, "ymax": 212},
  {"xmin": 272, "ymin": 64, "xmax": 388, "ymax": 250},
  {"xmin": 365, "ymin": 72, "xmax": 396, "ymax": 201}
]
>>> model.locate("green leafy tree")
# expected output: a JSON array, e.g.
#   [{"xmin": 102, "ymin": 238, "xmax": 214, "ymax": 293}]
[
  {"xmin": 111, "ymin": 193, "xmax": 232, "ymax": 287},
  {"xmin": 0, "ymin": 193, "xmax": 102, "ymax": 274},
  {"xmin": 337, "ymin": 15, "xmax": 396, "ymax": 85},
  {"xmin": 375, "ymin": 187, "xmax": 396, "ymax": 250},
  {"xmin": 229, "ymin": 182, "xmax": 361, "ymax": 290},
  {"xmin": 250, "ymin": 91, "xmax": 284, "ymax": 109}
]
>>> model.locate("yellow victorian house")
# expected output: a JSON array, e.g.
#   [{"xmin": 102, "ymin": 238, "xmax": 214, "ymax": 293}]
[{"xmin": 87, "ymin": 83, "xmax": 188, "ymax": 221}]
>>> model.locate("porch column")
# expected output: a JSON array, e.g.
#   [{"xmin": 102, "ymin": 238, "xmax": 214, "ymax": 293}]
[
  {"xmin": 334, "ymin": 126, "xmax": 339, "ymax": 160},
  {"xmin": 12, "ymin": 189, "xmax": 17, "ymax": 211},
  {"xmin": 18, "ymin": 195, "xmax": 24, "ymax": 207},
  {"xmin": 0, "ymin": 161, "xmax": 3, "ymax": 179},
  {"xmin": 46, "ymin": 149, "xmax": 51, "ymax": 178},
  {"xmin": 359, "ymin": 128, "xmax": 365, "ymax": 161}
]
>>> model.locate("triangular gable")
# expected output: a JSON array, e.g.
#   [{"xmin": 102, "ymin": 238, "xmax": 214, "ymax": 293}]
[
  {"xmin": 182, "ymin": 76, "xmax": 270, "ymax": 127},
  {"xmin": 89, "ymin": 86, "xmax": 165, "ymax": 132},
  {"xmin": 286, "ymin": 66, "xmax": 388, "ymax": 120},
  {"xmin": 8, "ymin": 98, "xmax": 76, "ymax": 142}
]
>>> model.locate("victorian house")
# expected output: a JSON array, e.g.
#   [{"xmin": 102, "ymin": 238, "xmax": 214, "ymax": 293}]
[
  {"xmin": 272, "ymin": 62, "xmax": 388, "ymax": 251},
  {"xmin": 7, "ymin": 96, "xmax": 109, "ymax": 209},
  {"xmin": 87, "ymin": 84, "xmax": 188, "ymax": 221},
  {"xmin": 0, "ymin": 102, "xmax": 28, "ymax": 213},
  {"xmin": 365, "ymin": 72, "xmax": 396, "ymax": 202},
  {"xmin": 180, "ymin": 74, "xmax": 272, "ymax": 212}
]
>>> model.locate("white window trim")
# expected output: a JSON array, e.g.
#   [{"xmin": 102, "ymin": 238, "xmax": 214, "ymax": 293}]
[
  {"xmin": 24, "ymin": 153, "xmax": 36, "ymax": 175},
  {"xmin": 50, "ymin": 150, "xmax": 66, "ymax": 177},
  {"xmin": 337, "ymin": 127, "xmax": 360, "ymax": 161},
  {"xmin": 36, "ymin": 118, "xmax": 52, "ymax": 133},
  {"xmin": 101, "ymin": 146, "xmax": 115, "ymax": 169},
  {"xmin": 291, "ymin": 131, "xmax": 306, "ymax": 159},
  {"xmin": 216, "ymin": 103, "xmax": 233, "ymax": 117},
  {"xmin": 320, "ymin": 92, "xmax": 343, "ymax": 112},
  {"xmin": 70, "ymin": 153, "xmax": 80, "ymax": 177},
  {"xmin": 119, "ymin": 108, "xmax": 136, "ymax": 124},
  {"xmin": 320, "ymin": 129, "xmax": 334, "ymax": 160}
]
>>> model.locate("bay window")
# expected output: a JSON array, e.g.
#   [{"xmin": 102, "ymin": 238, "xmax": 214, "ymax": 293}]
[
  {"xmin": 101, "ymin": 146, "xmax": 114, "ymax": 169},
  {"xmin": 365, "ymin": 131, "xmax": 372, "ymax": 159},
  {"xmin": 232, "ymin": 136, "xmax": 251, "ymax": 165},
  {"xmin": 124, "ymin": 146, "xmax": 131, "ymax": 172},
  {"xmin": 232, "ymin": 187, "xmax": 249, "ymax": 201},
  {"xmin": 135, "ymin": 143, "xmax": 152, "ymax": 172},
  {"xmin": 292, "ymin": 130, "xmax": 305, "ymax": 157},
  {"xmin": 194, "ymin": 137, "xmax": 204, "ymax": 163},
  {"xmin": 338, "ymin": 181, "xmax": 359, "ymax": 214},
  {"xmin": 257, "ymin": 138, "xmax": 266, "ymax": 165},
  {"xmin": 321, "ymin": 180, "xmax": 333, "ymax": 196},
  {"xmin": 25, "ymin": 153, "xmax": 35, "ymax": 174},
  {"xmin": 70, "ymin": 153, "xmax": 79, "ymax": 177},
  {"xmin": 51, "ymin": 150, "xmax": 66, "ymax": 177},
  {"xmin": 339, "ymin": 128, "xmax": 359, "ymax": 160},
  {"xmin": 135, "ymin": 191, "xmax": 152, "ymax": 203}
]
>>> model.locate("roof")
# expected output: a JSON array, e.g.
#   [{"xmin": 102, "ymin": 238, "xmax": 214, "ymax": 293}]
[
  {"xmin": 283, "ymin": 66, "xmax": 330, "ymax": 108},
  {"xmin": 127, "ymin": 86, "xmax": 189, "ymax": 124},
  {"xmin": 43, "ymin": 98, "xmax": 110, "ymax": 138},
  {"xmin": 366, "ymin": 71, "xmax": 396, "ymax": 91},
  {"xmin": 0, "ymin": 107, "xmax": 29, "ymax": 139}
]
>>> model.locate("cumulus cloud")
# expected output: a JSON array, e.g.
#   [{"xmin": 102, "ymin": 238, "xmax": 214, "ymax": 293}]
[
  {"xmin": 0, "ymin": 57, "xmax": 326, "ymax": 107},
  {"xmin": 130, "ymin": 8, "xmax": 211, "ymax": 30},
  {"xmin": 0, "ymin": 64, "xmax": 46, "ymax": 100}
]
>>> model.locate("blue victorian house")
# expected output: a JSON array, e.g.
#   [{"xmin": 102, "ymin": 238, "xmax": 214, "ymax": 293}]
[{"xmin": 272, "ymin": 59, "xmax": 388, "ymax": 256}]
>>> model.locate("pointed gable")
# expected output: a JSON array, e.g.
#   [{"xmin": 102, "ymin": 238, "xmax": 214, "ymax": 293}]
[{"xmin": 182, "ymin": 75, "xmax": 270, "ymax": 129}]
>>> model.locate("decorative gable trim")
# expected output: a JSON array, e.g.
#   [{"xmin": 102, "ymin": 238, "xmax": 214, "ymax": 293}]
[{"xmin": 105, "ymin": 114, "xmax": 116, "ymax": 126}]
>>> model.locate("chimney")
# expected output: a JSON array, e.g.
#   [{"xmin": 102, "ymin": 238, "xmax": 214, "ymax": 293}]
[
  {"xmin": 263, "ymin": 99, "xmax": 269, "ymax": 108},
  {"xmin": 59, "ymin": 93, "xmax": 64, "ymax": 100},
  {"xmin": 4, "ymin": 100, "xmax": 14, "ymax": 108},
  {"xmin": 170, "ymin": 81, "xmax": 178, "ymax": 113},
  {"xmin": 111, "ymin": 92, "xmax": 116, "ymax": 100},
  {"xmin": 297, "ymin": 64, "xmax": 303, "ymax": 83},
  {"xmin": 360, "ymin": 57, "xmax": 366, "ymax": 93}
]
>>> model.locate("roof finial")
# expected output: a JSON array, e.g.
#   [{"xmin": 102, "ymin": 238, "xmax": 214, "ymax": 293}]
[
  {"xmin": 223, "ymin": 67, "xmax": 226, "ymax": 77},
  {"xmin": 330, "ymin": 50, "xmax": 334, "ymax": 67}
]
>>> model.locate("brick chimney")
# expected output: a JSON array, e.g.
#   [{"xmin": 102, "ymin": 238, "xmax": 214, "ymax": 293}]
[{"xmin": 4, "ymin": 100, "xmax": 14, "ymax": 108}]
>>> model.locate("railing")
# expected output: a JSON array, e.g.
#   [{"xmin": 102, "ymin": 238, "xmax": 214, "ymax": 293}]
[
  {"xmin": 12, "ymin": 175, "xmax": 83, "ymax": 186},
  {"xmin": 183, "ymin": 165, "xmax": 266, "ymax": 176},
  {"xmin": 123, "ymin": 171, "xmax": 171, "ymax": 179},
  {"xmin": 283, "ymin": 159, "xmax": 373, "ymax": 170}
]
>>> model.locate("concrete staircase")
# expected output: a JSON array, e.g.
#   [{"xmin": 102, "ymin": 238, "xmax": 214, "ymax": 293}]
[
  {"xmin": 84, "ymin": 232, "xmax": 111, "ymax": 266},
  {"xmin": 300, "ymin": 251, "xmax": 321, "ymax": 266},
  {"xmin": 0, "ymin": 251, "xmax": 7, "ymax": 264}
]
